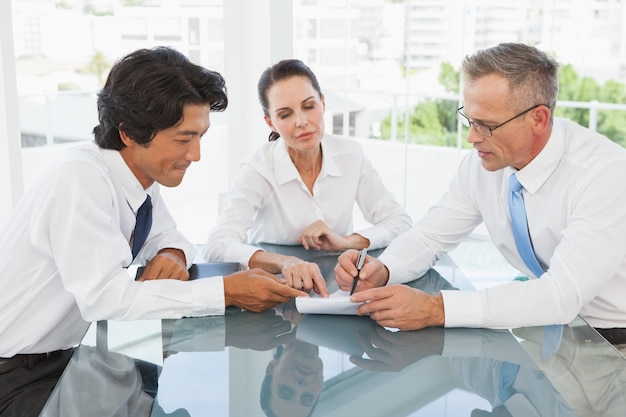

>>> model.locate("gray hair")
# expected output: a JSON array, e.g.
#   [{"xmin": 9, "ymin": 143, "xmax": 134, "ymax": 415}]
[{"xmin": 461, "ymin": 43, "xmax": 559, "ymax": 117}]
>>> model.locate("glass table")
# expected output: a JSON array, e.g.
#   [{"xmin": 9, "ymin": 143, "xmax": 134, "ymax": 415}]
[{"xmin": 10, "ymin": 245, "xmax": 626, "ymax": 416}]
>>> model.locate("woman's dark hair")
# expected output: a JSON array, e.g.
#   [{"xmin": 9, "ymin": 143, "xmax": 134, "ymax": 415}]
[
  {"xmin": 93, "ymin": 46, "xmax": 228, "ymax": 150},
  {"xmin": 257, "ymin": 59, "xmax": 322, "ymax": 141}
]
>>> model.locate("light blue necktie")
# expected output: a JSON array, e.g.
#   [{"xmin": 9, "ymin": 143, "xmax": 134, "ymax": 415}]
[
  {"xmin": 508, "ymin": 173, "xmax": 563, "ymax": 360},
  {"xmin": 508, "ymin": 173, "xmax": 543, "ymax": 278},
  {"xmin": 498, "ymin": 361, "xmax": 520, "ymax": 402},
  {"xmin": 132, "ymin": 195, "xmax": 153, "ymax": 260}
]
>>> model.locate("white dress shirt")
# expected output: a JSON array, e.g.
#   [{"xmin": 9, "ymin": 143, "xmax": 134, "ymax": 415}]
[
  {"xmin": 380, "ymin": 118, "xmax": 626, "ymax": 329},
  {"xmin": 203, "ymin": 134, "xmax": 412, "ymax": 266},
  {"xmin": 0, "ymin": 143, "xmax": 226, "ymax": 357}
]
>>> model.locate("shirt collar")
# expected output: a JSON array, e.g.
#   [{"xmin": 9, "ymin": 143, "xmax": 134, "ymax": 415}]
[
  {"xmin": 273, "ymin": 136, "xmax": 342, "ymax": 186},
  {"xmin": 507, "ymin": 118, "xmax": 565, "ymax": 194},
  {"xmin": 100, "ymin": 147, "xmax": 151, "ymax": 211}
]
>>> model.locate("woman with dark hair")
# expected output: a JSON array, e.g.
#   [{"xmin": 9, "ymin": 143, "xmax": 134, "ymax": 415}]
[{"xmin": 204, "ymin": 59, "xmax": 411, "ymax": 296}]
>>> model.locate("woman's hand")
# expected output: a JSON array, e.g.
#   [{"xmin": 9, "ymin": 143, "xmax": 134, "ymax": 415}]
[
  {"xmin": 281, "ymin": 256, "xmax": 330, "ymax": 297},
  {"xmin": 298, "ymin": 220, "xmax": 369, "ymax": 252}
]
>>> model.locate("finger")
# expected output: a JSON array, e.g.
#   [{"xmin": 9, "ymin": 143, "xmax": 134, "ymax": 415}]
[
  {"xmin": 281, "ymin": 268, "xmax": 302, "ymax": 289},
  {"xmin": 267, "ymin": 273, "xmax": 288, "ymax": 284},
  {"xmin": 349, "ymin": 355, "xmax": 390, "ymax": 372},
  {"xmin": 366, "ymin": 327, "xmax": 396, "ymax": 351},
  {"xmin": 334, "ymin": 252, "xmax": 359, "ymax": 287},
  {"xmin": 355, "ymin": 332, "xmax": 390, "ymax": 363},
  {"xmin": 273, "ymin": 331, "xmax": 297, "ymax": 346},
  {"xmin": 159, "ymin": 264, "xmax": 189, "ymax": 281},
  {"xmin": 309, "ymin": 234, "xmax": 323, "ymax": 250},
  {"xmin": 269, "ymin": 320, "xmax": 293, "ymax": 336},
  {"xmin": 300, "ymin": 276, "xmax": 314, "ymax": 292},
  {"xmin": 370, "ymin": 326, "xmax": 398, "ymax": 348},
  {"xmin": 286, "ymin": 268, "xmax": 307, "ymax": 290},
  {"xmin": 299, "ymin": 235, "xmax": 310, "ymax": 250},
  {"xmin": 375, "ymin": 317, "xmax": 405, "ymax": 330},
  {"xmin": 350, "ymin": 287, "xmax": 385, "ymax": 304},
  {"xmin": 137, "ymin": 264, "xmax": 163, "ymax": 281},
  {"xmin": 274, "ymin": 284, "xmax": 309, "ymax": 299},
  {"xmin": 312, "ymin": 275, "xmax": 330, "ymax": 298},
  {"xmin": 283, "ymin": 271, "xmax": 297, "ymax": 288},
  {"xmin": 339, "ymin": 250, "xmax": 359, "ymax": 276}
]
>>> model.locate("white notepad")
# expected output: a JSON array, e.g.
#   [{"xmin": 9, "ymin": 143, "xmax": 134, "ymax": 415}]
[{"xmin": 295, "ymin": 290, "xmax": 362, "ymax": 315}]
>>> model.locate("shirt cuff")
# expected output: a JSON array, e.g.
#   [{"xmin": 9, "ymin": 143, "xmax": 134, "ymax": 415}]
[
  {"xmin": 190, "ymin": 277, "xmax": 225, "ymax": 316},
  {"xmin": 224, "ymin": 243, "xmax": 264, "ymax": 268},
  {"xmin": 378, "ymin": 253, "xmax": 410, "ymax": 284},
  {"xmin": 354, "ymin": 227, "xmax": 385, "ymax": 250},
  {"xmin": 441, "ymin": 290, "xmax": 483, "ymax": 327}
]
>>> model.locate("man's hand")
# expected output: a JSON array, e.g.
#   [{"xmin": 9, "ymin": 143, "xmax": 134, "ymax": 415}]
[
  {"xmin": 225, "ymin": 309, "xmax": 295, "ymax": 350},
  {"xmin": 281, "ymin": 257, "xmax": 329, "ymax": 297},
  {"xmin": 224, "ymin": 269, "xmax": 308, "ymax": 312},
  {"xmin": 137, "ymin": 248, "xmax": 189, "ymax": 281},
  {"xmin": 351, "ymin": 326, "xmax": 444, "ymax": 371},
  {"xmin": 334, "ymin": 249, "xmax": 389, "ymax": 293},
  {"xmin": 350, "ymin": 285, "xmax": 445, "ymax": 331}
]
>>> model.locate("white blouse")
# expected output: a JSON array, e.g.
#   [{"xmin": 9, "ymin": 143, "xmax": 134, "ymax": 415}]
[{"xmin": 204, "ymin": 134, "xmax": 412, "ymax": 266}]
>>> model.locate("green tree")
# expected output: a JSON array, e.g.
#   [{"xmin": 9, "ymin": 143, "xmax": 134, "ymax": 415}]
[
  {"xmin": 556, "ymin": 64, "xmax": 626, "ymax": 147},
  {"xmin": 380, "ymin": 62, "xmax": 461, "ymax": 146},
  {"xmin": 84, "ymin": 51, "xmax": 111, "ymax": 86},
  {"xmin": 597, "ymin": 80, "xmax": 626, "ymax": 147},
  {"xmin": 438, "ymin": 62, "xmax": 459, "ymax": 94},
  {"xmin": 378, "ymin": 61, "xmax": 626, "ymax": 148}
]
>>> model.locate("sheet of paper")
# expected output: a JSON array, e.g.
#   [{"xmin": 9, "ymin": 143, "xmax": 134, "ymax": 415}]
[{"xmin": 295, "ymin": 290, "xmax": 362, "ymax": 315}]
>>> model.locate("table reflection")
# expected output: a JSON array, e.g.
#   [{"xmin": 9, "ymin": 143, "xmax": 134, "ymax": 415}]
[{"xmin": 29, "ymin": 248, "xmax": 626, "ymax": 417}]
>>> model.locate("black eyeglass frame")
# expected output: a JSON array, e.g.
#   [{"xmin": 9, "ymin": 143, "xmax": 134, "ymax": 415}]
[{"xmin": 457, "ymin": 104, "xmax": 549, "ymax": 137}]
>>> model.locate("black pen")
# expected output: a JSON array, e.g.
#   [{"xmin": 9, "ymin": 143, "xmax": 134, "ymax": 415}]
[{"xmin": 350, "ymin": 248, "xmax": 368, "ymax": 295}]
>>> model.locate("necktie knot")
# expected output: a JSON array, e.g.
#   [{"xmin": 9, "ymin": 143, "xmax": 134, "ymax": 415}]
[
  {"xmin": 138, "ymin": 195, "xmax": 152, "ymax": 214},
  {"xmin": 509, "ymin": 173, "xmax": 523, "ymax": 193}
]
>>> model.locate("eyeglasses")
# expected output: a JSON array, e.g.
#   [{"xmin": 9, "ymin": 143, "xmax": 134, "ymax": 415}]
[{"xmin": 457, "ymin": 104, "xmax": 548, "ymax": 137}]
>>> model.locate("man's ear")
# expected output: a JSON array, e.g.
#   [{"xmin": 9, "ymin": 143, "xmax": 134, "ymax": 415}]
[
  {"xmin": 119, "ymin": 128, "xmax": 136, "ymax": 147},
  {"xmin": 531, "ymin": 105, "xmax": 551, "ymax": 135}
]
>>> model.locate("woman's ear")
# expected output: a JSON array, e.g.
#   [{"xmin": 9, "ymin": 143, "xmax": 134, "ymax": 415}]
[
  {"xmin": 265, "ymin": 358, "xmax": 279, "ymax": 373},
  {"xmin": 263, "ymin": 114, "xmax": 277, "ymax": 132}
]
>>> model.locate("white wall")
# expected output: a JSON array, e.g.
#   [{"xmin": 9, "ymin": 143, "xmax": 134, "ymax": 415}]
[{"xmin": 0, "ymin": 0, "xmax": 23, "ymax": 222}]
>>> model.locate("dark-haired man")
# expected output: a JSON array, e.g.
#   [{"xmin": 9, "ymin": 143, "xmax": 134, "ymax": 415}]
[{"xmin": 0, "ymin": 47, "xmax": 305, "ymax": 362}]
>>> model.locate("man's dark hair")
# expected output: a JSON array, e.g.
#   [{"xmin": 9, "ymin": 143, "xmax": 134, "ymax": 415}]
[{"xmin": 93, "ymin": 46, "xmax": 228, "ymax": 150}]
